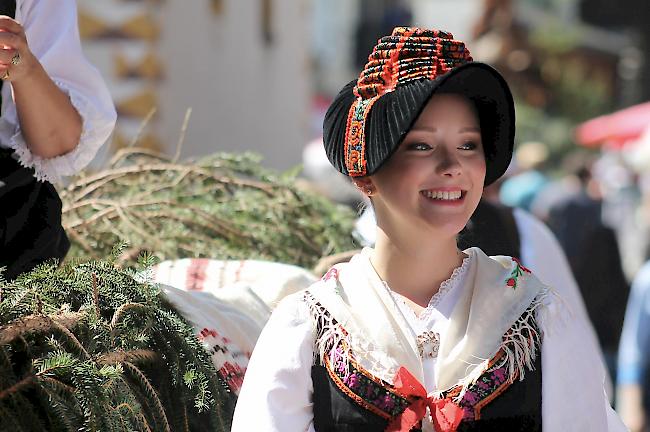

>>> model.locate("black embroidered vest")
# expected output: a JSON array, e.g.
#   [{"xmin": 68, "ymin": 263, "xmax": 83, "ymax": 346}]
[
  {"xmin": 311, "ymin": 309, "xmax": 543, "ymax": 432},
  {"xmin": 0, "ymin": 0, "xmax": 71, "ymax": 280}
]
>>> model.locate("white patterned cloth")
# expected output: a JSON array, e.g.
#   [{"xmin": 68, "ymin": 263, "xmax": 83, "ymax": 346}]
[
  {"xmin": 0, "ymin": 0, "xmax": 116, "ymax": 183},
  {"xmin": 151, "ymin": 258, "xmax": 317, "ymax": 394}
]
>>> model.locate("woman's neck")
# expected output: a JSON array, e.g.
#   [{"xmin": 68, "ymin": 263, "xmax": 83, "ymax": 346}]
[{"xmin": 370, "ymin": 228, "xmax": 465, "ymax": 307}]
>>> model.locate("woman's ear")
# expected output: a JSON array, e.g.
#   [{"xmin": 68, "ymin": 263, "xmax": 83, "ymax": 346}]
[{"xmin": 352, "ymin": 177, "xmax": 376, "ymax": 197}]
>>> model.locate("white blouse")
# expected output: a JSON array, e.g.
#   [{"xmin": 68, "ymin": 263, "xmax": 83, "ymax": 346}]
[
  {"xmin": 386, "ymin": 255, "xmax": 470, "ymax": 392},
  {"xmin": 0, "ymin": 0, "xmax": 116, "ymax": 183},
  {"xmin": 232, "ymin": 252, "xmax": 626, "ymax": 432}
]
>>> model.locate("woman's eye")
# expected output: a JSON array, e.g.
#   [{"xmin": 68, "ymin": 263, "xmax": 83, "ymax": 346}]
[
  {"xmin": 459, "ymin": 141, "xmax": 479, "ymax": 150},
  {"xmin": 407, "ymin": 142, "xmax": 433, "ymax": 151}
]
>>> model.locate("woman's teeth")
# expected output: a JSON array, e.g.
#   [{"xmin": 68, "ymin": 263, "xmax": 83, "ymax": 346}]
[{"xmin": 421, "ymin": 190, "xmax": 462, "ymax": 200}]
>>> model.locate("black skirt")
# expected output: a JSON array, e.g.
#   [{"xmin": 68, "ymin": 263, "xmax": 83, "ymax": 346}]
[{"xmin": 0, "ymin": 148, "xmax": 70, "ymax": 280}]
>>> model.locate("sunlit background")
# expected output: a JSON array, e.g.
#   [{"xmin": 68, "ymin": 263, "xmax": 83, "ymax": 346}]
[
  {"xmin": 76, "ymin": 0, "xmax": 648, "ymax": 166},
  {"xmin": 72, "ymin": 0, "xmax": 650, "ymax": 426},
  {"xmin": 76, "ymin": 0, "xmax": 650, "ymax": 270}
]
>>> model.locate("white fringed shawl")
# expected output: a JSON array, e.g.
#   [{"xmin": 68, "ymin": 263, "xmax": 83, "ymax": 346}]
[{"xmin": 306, "ymin": 247, "xmax": 550, "ymax": 394}]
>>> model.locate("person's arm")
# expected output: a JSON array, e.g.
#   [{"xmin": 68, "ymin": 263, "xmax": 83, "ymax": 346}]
[
  {"xmin": 0, "ymin": 16, "xmax": 81, "ymax": 159},
  {"xmin": 231, "ymin": 292, "xmax": 316, "ymax": 432},
  {"xmin": 617, "ymin": 385, "xmax": 645, "ymax": 432},
  {"xmin": 616, "ymin": 263, "xmax": 650, "ymax": 432},
  {"xmin": 0, "ymin": 0, "xmax": 116, "ymax": 183}
]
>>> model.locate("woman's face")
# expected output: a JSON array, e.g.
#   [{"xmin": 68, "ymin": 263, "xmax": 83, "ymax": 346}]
[{"xmin": 365, "ymin": 93, "xmax": 486, "ymax": 238}]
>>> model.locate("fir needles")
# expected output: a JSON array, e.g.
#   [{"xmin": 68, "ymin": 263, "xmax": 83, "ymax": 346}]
[
  {"xmin": 0, "ymin": 248, "xmax": 234, "ymax": 431},
  {"xmin": 61, "ymin": 149, "xmax": 357, "ymax": 270}
]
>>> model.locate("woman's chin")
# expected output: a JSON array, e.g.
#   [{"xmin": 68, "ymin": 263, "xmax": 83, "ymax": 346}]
[{"xmin": 418, "ymin": 217, "xmax": 469, "ymax": 240}]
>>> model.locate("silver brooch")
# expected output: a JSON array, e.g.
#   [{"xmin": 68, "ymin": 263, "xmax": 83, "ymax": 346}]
[{"xmin": 416, "ymin": 331, "xmax": 440, "ymax": 358}]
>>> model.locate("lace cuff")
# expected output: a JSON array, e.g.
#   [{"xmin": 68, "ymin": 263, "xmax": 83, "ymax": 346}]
[{"xmin": 4, "ymin": 79, "xmax": 115, "ymax": 184}]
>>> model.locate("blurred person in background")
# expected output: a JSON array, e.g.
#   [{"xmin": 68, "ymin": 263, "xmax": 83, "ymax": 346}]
[
  {"xmin": 354, "ymin": 0, "xmax": 412, "ymax": 70},
  {"xmin": 545, "ymin": 151, "xmax": 630, "ymax": 381},
  {"xmin": 600, "ymin": 147, "xmax": 650, "ymax": 281},
  {"xmin": 617, "ymin": 128, "xmax": 650, "ymax": 432},
  {"xmin": 617, "ymin": 253, "xmax": 650, "ymax": 432},
  {"xmin": 0, "ymin": 0, "xmax": 116, "ymax": 280},
  {"xmin": 499, "ymin": 141, "xmax": 550, "ymax": 212}
]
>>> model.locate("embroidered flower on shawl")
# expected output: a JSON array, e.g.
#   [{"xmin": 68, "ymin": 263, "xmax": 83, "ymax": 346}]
[
  {"xmin": 322, "ymin": 267, "xmax": 339, "ymax": 282},
  {"xmin": 505, "ymin": 257, "xmax": 531, "ymax": 290}
]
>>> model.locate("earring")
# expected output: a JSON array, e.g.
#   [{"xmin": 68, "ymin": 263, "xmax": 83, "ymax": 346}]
[{"xmin": 366, "ymin": 188, "xmax": 373, "ymax": 196}]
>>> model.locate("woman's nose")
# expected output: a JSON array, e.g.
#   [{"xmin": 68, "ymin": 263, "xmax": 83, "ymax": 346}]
[{"xmin": 435, "ymin": 148, "xmax": 462, "ymax": 177}]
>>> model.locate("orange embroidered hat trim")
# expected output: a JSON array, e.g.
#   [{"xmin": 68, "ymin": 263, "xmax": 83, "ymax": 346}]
[{"xmin": 343, "ymin": 27, "xmax": 472, "ymax": 177}]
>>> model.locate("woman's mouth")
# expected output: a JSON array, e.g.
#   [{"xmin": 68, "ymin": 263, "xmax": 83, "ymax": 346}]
[{"xmin": 420, "ymin": 189, "xmax": 465, "ymax": 201}]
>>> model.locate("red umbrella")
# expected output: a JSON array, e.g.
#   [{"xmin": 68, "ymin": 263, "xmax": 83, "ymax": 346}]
[{"xmin": 575, "ymin": 101, "xmax": 650, "ymax": 148}]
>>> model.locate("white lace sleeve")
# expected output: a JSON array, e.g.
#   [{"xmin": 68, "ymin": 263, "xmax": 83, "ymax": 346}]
[
  {"xmin": 232, "ymin": 292, "xmax": 316, "ymax": 432},
  {"xmin": 0, "ymin": 0, "xmax": 116, "ymax": 183}
]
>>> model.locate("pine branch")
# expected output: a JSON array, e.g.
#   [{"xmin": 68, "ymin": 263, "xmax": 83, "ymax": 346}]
[
  {"xmin": 0, "ymin": 404, "xmax": 27, "ymax": 432},
  {"xmin": 113, "ymin": 402, "xmax": 152, "ymax": 432},
  {"xmin": 110, "ymin": 303, "xmax": 150, "ymax": 330},
  {"xmin": 50, "ymin": 321, "xmax": 91, "ymax": 360},
  {"xmin": 124, "ymin": 361, "xmax": 171, "ymax": 432},
  {"xmin": 0, "ymin": 374, "xmax": 34, "ymax": 400},
  {"xmin": 0, "ymin": 313, "xmax": 84, "ymax": 346},
  {"xmin": 98, "ymin": 349, "xmax": 158, "ymax": 365},
  {"xmin": 0, "ymin": 250, "xmax": 233, "ymax": 430}
]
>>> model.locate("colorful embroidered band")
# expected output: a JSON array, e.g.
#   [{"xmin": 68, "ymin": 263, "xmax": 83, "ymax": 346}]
[{"xmin": 344, "ymin": 27, "xmax": 473, "ymax": 176}]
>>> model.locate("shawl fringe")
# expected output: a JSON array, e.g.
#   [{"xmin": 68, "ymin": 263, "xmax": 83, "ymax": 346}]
[
  {"xmin": 451, "ymin": 284, "xmax": 557, "ymax": 401},
  {"xmin": 305, "ymin": 284, "xmax": 560, "ymax": 400},
  {"xmin": 304, "ymin": 290, "xmax": 353, "ymax": 379}
]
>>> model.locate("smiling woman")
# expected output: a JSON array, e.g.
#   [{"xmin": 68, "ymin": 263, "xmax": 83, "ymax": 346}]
[
  {"xmin": 363, "ymin": 94, "xmax": 487, "ymax": 243},
  {"xmin": 231, "ymin": 27, "xmax": 625, "ymax": 432}
]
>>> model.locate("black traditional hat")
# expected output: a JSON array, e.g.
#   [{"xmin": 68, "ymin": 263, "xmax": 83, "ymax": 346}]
[{"xmin": 323, "ymin": 27, "xmax": 515, "ymax": 185}]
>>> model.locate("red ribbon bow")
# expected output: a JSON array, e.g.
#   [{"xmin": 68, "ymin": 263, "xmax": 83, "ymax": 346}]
[{"xmin": 386, "ymin": 367, "xmax": 464, "ymax": 432}]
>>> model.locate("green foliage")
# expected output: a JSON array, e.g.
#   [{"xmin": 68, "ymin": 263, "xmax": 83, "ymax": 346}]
[
  {"xmin": 510, "ymin": 12, "xmax": 615, "ymax": 161},
  {"xmin": 61, "ymin": 150, "xmax": 357, "ymax": 269},
  {"xmin": 515, "ymin": 101, "xmax": 574, "ymax": 154},
  {"xmin": 529, "ymin": 20, "xmax": 580, "ymax": 55},
  {"xmin": 0, "ymin": 252, "xmax": 234, "ymax": 431}
]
